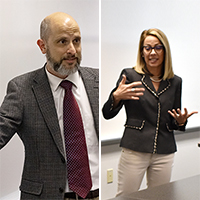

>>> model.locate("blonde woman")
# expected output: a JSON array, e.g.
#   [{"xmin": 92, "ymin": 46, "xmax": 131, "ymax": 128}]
[{"xmin": 102, "ymin": 28, "xmax": 197, "ymax": 197}]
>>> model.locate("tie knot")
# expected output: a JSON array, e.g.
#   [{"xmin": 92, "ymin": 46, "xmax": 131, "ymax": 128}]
[{"xmin": 60, "ymin": 80, "xmax": 73, "ymax": 90}]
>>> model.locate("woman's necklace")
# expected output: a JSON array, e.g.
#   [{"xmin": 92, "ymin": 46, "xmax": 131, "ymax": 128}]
[{"xmin": 150, "ymin": 75, "xmax": 163, "ymax": 83}]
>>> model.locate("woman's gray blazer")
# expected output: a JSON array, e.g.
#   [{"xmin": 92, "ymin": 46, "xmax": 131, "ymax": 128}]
[{"xmin": 102, "ymin": 68, "xmax": 185, "ymax": 154}]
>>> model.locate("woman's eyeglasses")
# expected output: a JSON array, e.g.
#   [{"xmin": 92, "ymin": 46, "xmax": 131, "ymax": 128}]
[{"xmin": 143, "ymin": 45, "xmax": 164, "ymax": 53}]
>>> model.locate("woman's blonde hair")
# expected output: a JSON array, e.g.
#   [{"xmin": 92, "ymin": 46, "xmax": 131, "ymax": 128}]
[{"xmin": 134, "ymin": 28, "xmax": 174, "ymax": 80}]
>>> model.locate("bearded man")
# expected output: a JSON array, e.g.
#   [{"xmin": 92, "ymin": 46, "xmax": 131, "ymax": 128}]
[{"xmin": 0, "ymin": 12, "xmax": 99, "ymax": 200}]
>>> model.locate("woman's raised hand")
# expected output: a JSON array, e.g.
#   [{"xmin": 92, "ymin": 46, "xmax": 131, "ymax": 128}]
[
  {"xmin": 113, "ymin": 74, "xmax": 145, "ymax": 106},
  {"xmin": 168, "ymin": 108, "xmax": 198, "ymax": 125}
]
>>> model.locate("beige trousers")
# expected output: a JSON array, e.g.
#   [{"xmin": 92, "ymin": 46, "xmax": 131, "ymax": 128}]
[{"xmin": 116, "ymin": 148, "xmax": 174, "ymax": 197}]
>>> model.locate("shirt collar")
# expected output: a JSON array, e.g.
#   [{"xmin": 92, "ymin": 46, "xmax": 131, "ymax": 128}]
[{"xmin": 45, "ymin": 68, "xmax": 79, "ymax": 92}]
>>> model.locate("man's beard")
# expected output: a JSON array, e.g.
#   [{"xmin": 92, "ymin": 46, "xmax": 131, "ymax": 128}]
[{"xmin": 46, "ymin": 48, "xmax": 81, "ymax": 77}]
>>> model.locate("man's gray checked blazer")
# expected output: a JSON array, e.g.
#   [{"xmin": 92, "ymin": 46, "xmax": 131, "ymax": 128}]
[{"xmin": 0, "ymin": 64, "xmax": 99, "ymax": 200}]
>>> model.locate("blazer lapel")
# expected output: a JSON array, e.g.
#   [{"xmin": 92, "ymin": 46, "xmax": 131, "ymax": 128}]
[
  {"xmin": 157, "ymin": 79, "xmax": 171, "ymax": 96},
  {"xmin": 32, "ymin": 67, "xmax": 65, "ymax": 159},
  {"xmin": 141, "ymin": 74, "xmax": 171, "ymax": 97},
  {"xmin": 78, "ymin": 67, "xmax": 99, "ymax": 136}
]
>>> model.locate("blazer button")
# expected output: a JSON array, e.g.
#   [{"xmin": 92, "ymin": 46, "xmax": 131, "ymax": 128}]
[{"xmin": 59, "ymin": 187, "xmax": 64, "ymax": 193}]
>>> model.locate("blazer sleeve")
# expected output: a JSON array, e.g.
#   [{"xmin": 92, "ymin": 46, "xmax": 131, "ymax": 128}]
[
  {"xmin": 102, "ymin": 69, "xmax": 126, "ymax": 120},
  {"xmin": 0, "ymin": 80, "xmax": 23, "ymax": 149},
  {"xmin": 168, "ymin": 76, "xmax": 187, "ymax": 131}
]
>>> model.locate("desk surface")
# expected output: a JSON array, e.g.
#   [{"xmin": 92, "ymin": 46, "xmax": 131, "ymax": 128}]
[{"xmin": 109, "ymin": 175, "xmax": 200, "ymax": 200}]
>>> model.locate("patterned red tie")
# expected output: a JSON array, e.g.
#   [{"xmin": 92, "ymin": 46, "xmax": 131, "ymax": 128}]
[{"xmin": 60, "ymin": 80, "xmax": 92, "ymax": 198}]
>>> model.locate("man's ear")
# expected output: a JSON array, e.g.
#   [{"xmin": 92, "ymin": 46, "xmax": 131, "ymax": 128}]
[{"xmin": 37, "ymin": 39, "xmax": 47, "ymax": 54}]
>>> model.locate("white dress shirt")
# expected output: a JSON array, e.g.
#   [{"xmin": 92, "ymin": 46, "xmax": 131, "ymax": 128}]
[{"xmin": 46, "ymin": 68, "xmax": 99, "ymax": 192}]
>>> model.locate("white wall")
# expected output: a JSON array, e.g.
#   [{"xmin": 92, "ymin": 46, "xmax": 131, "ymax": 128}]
[
  {"xmin": 0, "ymin": 0, "xmax": 99, "ymax": 198},
  {"xmin": 101, "ymin": 0, "xmax": 200, "ymax": 141},
  {"xmin": 101, "ymin": 1, "xmax": 200, "ymax": 199},
  {"xmin": 101, "ymin": 130, "xmax": 200, "ymax": 200}
]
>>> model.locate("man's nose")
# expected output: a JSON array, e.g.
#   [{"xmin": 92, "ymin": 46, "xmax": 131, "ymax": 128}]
[{"xmin": 67, "ymin": 42, "xmax": 76, "ymax": 54}]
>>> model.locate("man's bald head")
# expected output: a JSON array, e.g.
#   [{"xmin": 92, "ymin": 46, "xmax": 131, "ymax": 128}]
[
  {"xmin": 40, "ymin": 12, "xmax": 80, "ymax": 42},
  {"xmin": 37, "ymin": 12, "xmax": 82, "ymax": 78}
]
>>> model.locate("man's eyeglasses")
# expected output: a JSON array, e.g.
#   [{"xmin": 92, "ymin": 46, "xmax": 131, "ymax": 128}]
[{"xmin": 143, "ymin": 45, "xmax": 164, "ymax": 53}]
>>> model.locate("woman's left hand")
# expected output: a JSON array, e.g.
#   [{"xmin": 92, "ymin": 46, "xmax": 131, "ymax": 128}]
[{"xmin": 168, "ymin": 108, "xmax": 198, "ymax": 125}]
